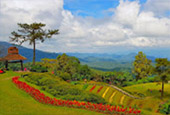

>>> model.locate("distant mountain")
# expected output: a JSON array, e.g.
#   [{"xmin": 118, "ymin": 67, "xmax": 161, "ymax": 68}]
[
  {"xmin": 0, "ymin": 41, "xmax": 59, "ymax": 62},
  {"xmin": 0, "ymin": 41, "xmax": 168, "ymax": 71}
]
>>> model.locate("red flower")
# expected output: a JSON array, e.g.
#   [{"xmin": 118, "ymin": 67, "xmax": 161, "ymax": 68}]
[
  {"xmin": 89, "ymin": 85, "xmax": 96, "ymax": 92},
  {"xmin": 12, "ymin": 76, "xmax": 141, "ymax": 115},
  {"xmin": 97, "ymin": 86, "xmax": 103, "ymax": 93}
]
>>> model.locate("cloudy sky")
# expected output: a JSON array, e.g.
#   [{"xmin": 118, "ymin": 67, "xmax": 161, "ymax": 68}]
[{"xmin": 0, "ymin": 0, "xmax": 170, "ymax": 53}]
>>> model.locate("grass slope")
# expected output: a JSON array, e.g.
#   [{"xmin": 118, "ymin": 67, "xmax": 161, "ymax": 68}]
[
  {"xmin": 0, "ymin": 71, "xmax": 103, "ymax": 115},
  {"xmin": 79, "ymin": 83, "xmax": 165, "ymax": 115},
  {"xmin": 123, "ymin": 83, "xmax": 170, "ymax": 113}
]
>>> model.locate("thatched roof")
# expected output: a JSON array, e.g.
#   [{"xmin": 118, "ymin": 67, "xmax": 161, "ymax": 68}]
[{"xmin": 0, "ymin": 47, "xmax": 27, "ymax": 61}]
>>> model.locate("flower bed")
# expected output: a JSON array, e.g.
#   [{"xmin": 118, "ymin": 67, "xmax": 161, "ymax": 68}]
[
  {"xmin": 97, "ymin": 86, "xmax": 103, "ymax": 93},
  {"xmin": 12, "ymin": 76, "xmax": 141, "ymax": 114},
  {"xmin": 0, "ymin": 69, "xmax": 4, "ymax": 74},
  {"xmin": 89, "ymin": 85, "xmax": 96, "ymax": 92}
]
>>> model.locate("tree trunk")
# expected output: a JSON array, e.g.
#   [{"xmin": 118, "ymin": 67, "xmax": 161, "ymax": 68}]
[
  {"xmin": 5, "ymin": 61, "xmax": 8, "ymax": 70},
  {"xmin": 33, "ymin": 40, "xmax": 36, "ymax": 65},
  {"xmin": 161, "ymin": 80, "xmax": 164, "ymax": 99},
  {"xmin": 20, "ymin": 60, "xmax": 23, "ymax": 71}
]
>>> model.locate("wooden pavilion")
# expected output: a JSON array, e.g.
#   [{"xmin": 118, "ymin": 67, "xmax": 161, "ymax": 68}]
[{"xmin": 0, "ymin": 47, "xmax": 27, "ymax": 71}]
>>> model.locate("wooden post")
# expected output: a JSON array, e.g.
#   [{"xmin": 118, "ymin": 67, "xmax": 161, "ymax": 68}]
[
  {"xmin": 5, "ymin": 61, "xmax": 8, "ymax": 70},
  {"xmin": 20, "ymin": 60, "xmax": 23, "ymax": 71}
]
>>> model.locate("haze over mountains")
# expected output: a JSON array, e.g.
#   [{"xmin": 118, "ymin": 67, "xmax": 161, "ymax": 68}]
[{"xmin": 0, "ymin": 41, "xmax": 169, "ymax": 71}]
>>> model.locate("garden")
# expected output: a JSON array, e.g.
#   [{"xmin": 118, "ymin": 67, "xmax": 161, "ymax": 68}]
[{"xmin": 0, "ymin": 52, "xmax": 170, "ymax": 115}]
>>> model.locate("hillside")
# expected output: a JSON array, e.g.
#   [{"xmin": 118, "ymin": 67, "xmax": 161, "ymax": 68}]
[
  {"xmin": 77, "ymin": 83, "xmax": 169, "ymax": 115},
  {"xmin": 0, "ymin": 71, "xmax": 103, "ymax": 115}
]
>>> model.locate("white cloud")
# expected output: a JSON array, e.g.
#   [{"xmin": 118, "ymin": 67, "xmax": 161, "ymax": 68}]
[
  {"xmin": 0, "ymin": 0, "xmax": 170, "ymax": 53},
  {"xmin": 144, "ymin": 0, "xmax": 170, "ymax": 16},
  {"xmin": 113, "ymin": 0, "xmax": 140, "ymax": 27},
  {"xmin": 129, "ymin": 37, "xmax": 156, "ymax": 47},
  {"xmin": 134, "ymin": 12, "xmax": 170, "ymax": 37}
]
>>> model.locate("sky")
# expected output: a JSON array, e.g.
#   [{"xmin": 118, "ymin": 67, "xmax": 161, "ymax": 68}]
[{"xmin": 0, "ymin": 0, "xmax": 170, "ymax": 54}]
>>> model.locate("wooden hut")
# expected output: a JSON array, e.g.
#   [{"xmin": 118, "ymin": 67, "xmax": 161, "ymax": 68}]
[{"xmin": 0, "ymin": 47, "xmax": 27, "ymax": 71}]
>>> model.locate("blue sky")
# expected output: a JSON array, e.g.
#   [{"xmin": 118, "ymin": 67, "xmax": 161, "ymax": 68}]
[{"xmin": 64, "ymin": 0, "xmax": 147, "ymax": 18}]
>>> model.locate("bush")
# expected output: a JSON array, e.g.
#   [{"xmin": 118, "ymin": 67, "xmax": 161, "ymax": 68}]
[
  {"xmin": 30, "ymin": 65, "xmax": 48, "ymax": 73},
  {"xmin": 61, "ymin": 93, "xmax": 106, "ymax": 104},
  {"xmin": 24, "ymin": 73, "xmax": 60, "ymax": 86},
  {"xmin": 159, "ymin": 100, "xmax": 170, "ymax": 114},
  {"xmin": 122, "ymin": 77, "xmax": 155, "ymax": 87},
  {"xmin": 82, "ymin": 84, "xmax": 89, "ymax": 90},
  {"xmin": 70, "ymin": 81, "xmax": 79, "ymax": 85},
  {"xmin": 59, "ymin": 72, "xmax": 71, "ymax": 81},
  {"xmin": 24, "ymin": 72, "xmax": 107, "ymax": 104}
]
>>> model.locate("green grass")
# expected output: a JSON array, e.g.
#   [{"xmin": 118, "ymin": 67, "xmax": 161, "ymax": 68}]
[
  {"xmin": 104, "ymin": 88, "xmax": 114, "ymax": 101},
  {"xmin": 79, "ymin": 83, "xmax": 165, "ymax": 115},
  {"xmin": 98, "ymin": 86, "xmax": 107, "ymax": 96},
  {"xmin": 0, "ymin": 71, "xmax": 103, "ymax": 115},
  {"xmin": 91, "ymin": 85, "xmax": 101, "ymax": 93},
  {"xmin": 123, "ymin": 83, "xmax": 170, "ymax": 113},
  {"xmin": 1, "ymin": 71, "xmax": 166, "ymax": 115}
]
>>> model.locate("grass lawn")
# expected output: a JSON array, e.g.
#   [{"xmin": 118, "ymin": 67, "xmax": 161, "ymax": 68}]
[{"xmin": 0, "ymin": 71, "xmax": 103, "ymax": 115}]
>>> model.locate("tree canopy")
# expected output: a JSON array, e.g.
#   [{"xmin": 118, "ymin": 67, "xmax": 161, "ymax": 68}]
[
  {"xmin": 41, "ymin": 54, "xmax": 91, "ymax": 81},
  {"xmin": 154, "ymin": 58, "xmax": 170, "ymax": 98},
  {"xmin": 133, "ymin": 51, "xmax": 152, "ymax": 80},
  {"xmin": 10, "ymin": 22, "xmax": 59, "ymax": 65}
]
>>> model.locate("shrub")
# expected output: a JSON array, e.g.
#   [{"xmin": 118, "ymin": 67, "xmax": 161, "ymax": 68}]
[
  {"xmin": 70, "ymin": 81, "xmax": 79, "ymax": 85},
  {"xmin": 159, "ymin": 100, "xmax": 170, "ymax": 114},
  {"xmin": 24, "ymin": 73, "xmax": 106, "ymax": 104},
  {"xmin": 122, "ymin": 77, "xmax": 155, "ymax": 87},
  {"xmin": 30, "ymin": 65, "xmax": 48, "ymax": 73},
  {"xmin": 24, "ymin": 73, "xmax": 60, "ymax": 86},
  {"xmin": 82, "ymin": 84, "xmax": 89, "ymax": 90},
  {"xmin": 59, "ymin": 72, "xmax": 71, "ymax": 81}
]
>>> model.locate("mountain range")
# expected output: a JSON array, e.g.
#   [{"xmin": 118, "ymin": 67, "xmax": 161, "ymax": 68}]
[{"xmin": 0, "ymin": 41, "xmax": 169, "ymax": 71}]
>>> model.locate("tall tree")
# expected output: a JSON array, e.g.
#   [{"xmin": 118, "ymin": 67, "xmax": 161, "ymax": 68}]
[
  {"xmin": 133, "ymin": 51, "xmax": 152, "ymax": 80},
  {"xmin": 10, "ymin": 23, "xmax": 59, "ymax": 65},
  {"xmin": 155, "ymin": 58, "xmax": 170, "ymax": 99}
]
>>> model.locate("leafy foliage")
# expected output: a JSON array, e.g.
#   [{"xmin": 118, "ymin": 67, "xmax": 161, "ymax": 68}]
[
  {"xmin": 159, "ymin": 100, "xmax": 170, "ymax": 114},
  {"xmin": 133, "ymin": 52, "xmax": 153, "ymax": 80},
  {"xmin": 24, "ymin": 72, "xmax": 106, "ymax": 104},
  {"xmin": 154, "ymin": 58, "xmax": 170, "ymax": 98},
  {"xmin": 123, "ymin": 77, "xmax": 155, "ymax": 87},
  {"xmin": 10, "ymin": 22, "xmax": 59, "ymax": 65},
  {"xmin": 154, "ymin": 58, "xmax": 170, "ymax": 82},
  {"xmin": 90, "ymin": 70, "xmax": 134, "ymax": 86},
  {"xmin": 30, "ymin": 64, "xmax": 48, "ymax": 73},
  {"xmin": 41, "ymin": 54, "xmax": 92, "ymax": 81}
]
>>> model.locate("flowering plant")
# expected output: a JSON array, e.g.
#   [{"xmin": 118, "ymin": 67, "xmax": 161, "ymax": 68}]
[
  {"xmin": 12, "ymin": 76, "xmax": 141, "ymax": 114},
  {"xmin": 97, "ymin": 86, "xmax": 103, "ymax": 93}
]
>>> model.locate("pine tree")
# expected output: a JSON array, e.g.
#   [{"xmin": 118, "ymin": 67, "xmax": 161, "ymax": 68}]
[
  {"xmin": 155, "ymin": 58, "xmax": 170, "ymax": 99},
  {"xmin": 133, "ymin": 51, "xmax": 152, "ymax": 80},
  {"xmin": 10, "ymin": 23, "xmax": 59, "ymax": 65}
]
